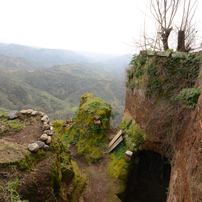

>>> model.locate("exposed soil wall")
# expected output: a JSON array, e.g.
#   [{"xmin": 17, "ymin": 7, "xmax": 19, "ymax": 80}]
[{"xmin": 124, "ymin": 51, "xmax": 202, "ymax": 201}]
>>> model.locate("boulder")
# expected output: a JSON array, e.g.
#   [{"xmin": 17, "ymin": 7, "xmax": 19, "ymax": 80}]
[
  {"xmin": 28, "ymin": 143, "xmax": 39, "ymax": 152},
  {"xmin": 6, "ymin": 110, "xmax": 18, "ymax": 120}
]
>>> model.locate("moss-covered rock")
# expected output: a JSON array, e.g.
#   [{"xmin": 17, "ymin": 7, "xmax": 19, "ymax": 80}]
[{"xmin": 65, "ymin": 93, "xmax": 112, "ymax": 161}]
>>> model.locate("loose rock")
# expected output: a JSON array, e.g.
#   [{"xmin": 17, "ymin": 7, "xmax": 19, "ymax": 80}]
[
  {"xmin": 6, "ymin": 110, "xmax": 18, "ymax": 120},
  {"xmin": 27, "ymin": 109, "xmax": 33, "ymax": 114},
  {"xmin": 37, "ymin": 111, "xmax": 45, "ymax": 117},
  {"xmin": 28, "ymin": 143, "xmax": 39, "ymax": 152},
  {"xmin": 35, "ymin": 141, "xmax": 45, "ymax": 149},
  {"xmin": 43, "ymin": 145, "xmax": 49, "ymax": 150},
  {"xmin": 46, "ymin": 136, "xmax": 52, "ymax": 144},
  {"xmin": 43, "ymin": 130, "xmax": 53, "ymax": 136},
  {"xmin": 31, "ymin": 111, "xmax": 37, "ymax": 116},
  {"xmin": 20, "ymin": 109, "xmax": 27, "ymax": 114},
  {"xmin": 63, "ymin": 119, "xmax": 73, "ymax": 127},
  {"xmin": 42, "ymin": 122, "xmax": 51, "ymax": 131},
  {"xmin": 40, "ymin": 134, "xmax": 48, "ymax": 142},
  {"xmin": 41, "ymin": 115, "xmax": 50, "ymax": 123}
]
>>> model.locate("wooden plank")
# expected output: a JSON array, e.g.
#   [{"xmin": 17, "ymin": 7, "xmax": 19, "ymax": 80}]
[
  {"xmin": 109, "ymin": 136, "xmax": 123, "ymax": 153},
  {"xmin": 108, "ymin": 130, "xmax": 123, "ymax": 148}
]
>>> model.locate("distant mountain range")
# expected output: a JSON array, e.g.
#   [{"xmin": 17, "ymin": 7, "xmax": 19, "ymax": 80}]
[
  {"xmin": 0, "ymin": 43, "xmax": 132, "ymax": 70},
  {"xmin": 0, "ymin": 43, "xmax": 130, "ymax": 126},
  {"xmin": 0, "ymin": 43, "xmax": 90, "ymax": 67}
]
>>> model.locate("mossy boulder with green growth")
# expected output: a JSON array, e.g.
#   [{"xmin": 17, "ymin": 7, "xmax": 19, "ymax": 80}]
[{"xmin": 66, "ymin": 93, "xmax": 112, "ymax": 161}]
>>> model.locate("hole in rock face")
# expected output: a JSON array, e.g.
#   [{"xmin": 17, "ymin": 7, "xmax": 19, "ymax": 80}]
[{"xmin": 124, "ymin": 150, "xmax": 171, "ymax": 202}]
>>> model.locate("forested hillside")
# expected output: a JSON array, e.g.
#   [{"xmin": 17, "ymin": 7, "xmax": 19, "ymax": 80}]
[{"xmin": 0, "ymin": 43, "xmax": 128, "ymax": 126}]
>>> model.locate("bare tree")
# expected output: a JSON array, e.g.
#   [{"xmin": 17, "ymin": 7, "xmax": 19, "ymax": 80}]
[
  {"xmin": 149, "ymin": 0, "xmax": 180, "ymax": 50},
  {"xmin": 134, "ymin": 0, "xmax": 199, "ymax": 52},
  {"xmin": 177, "ymin": 0, "xmax": 197, "ymax": 52}
]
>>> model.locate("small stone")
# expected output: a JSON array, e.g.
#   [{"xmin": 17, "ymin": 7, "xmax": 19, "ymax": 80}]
[
  {"xmin": 6, "ymin": 110, "xmax": 18, "ymax": 120},
  {"xmin": 31, "ymin": 111, "xmax": 37, "ymax": 116},
  {"xmin": 40, "ymin": 134, "xmax": 48, "ymax": 142},
  {"xmin": 46, "ymin": 136, "xmax": 52, "ymax": 144},
  {"xmin": 20, "ymin": 110, "xmax": 27, "ymax": 114},
  {"xmin": 41, "ymin": 115, "xmax": 50, "ymax": 123},
  {"xmin": 94, "ymin": 116, "xmax": 100, "ymax": 121},
  {"xmin": 63, "ymin": 119, "xmax": 73, "ymax": 127},
  {"xmin": 156, "ymin": 51, "xmax": 171, "ymax": 57},
  {"xmin": 35, "ymin": 141, "xmax": 45, "ymax": 149},
  {"xmin": 42, "ymin": 122, "xmax": 51, "ymax": 131},
  {"xmin": 26, "ymin": 109, "xmax": 33, "ymax": 114},
  {"xmin": 125, "ymin": 150, "xmax": 133, "ymax": 162},
  {"xmin": 171, "ymin": 51, "xmax": 188, "ymax": 59},
  {"xmin": 43, "ymin": 130, "xmax": 53, "ymax": 136},
  {"xmin": 28, "ymin": 143, "xmax": 39, "ymax": 152},
  {"xmin": 37, "ymin": 111, "xmax": 45, "ymax": 117},
  {"xmin": 43, "ymin": 145, "xmax": 49, "ymax": 150}
]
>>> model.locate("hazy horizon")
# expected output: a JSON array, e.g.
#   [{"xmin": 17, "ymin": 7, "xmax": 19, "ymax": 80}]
[{"xmin": 0, "ymin": 0, "xmax": 201, "ymax": 55}]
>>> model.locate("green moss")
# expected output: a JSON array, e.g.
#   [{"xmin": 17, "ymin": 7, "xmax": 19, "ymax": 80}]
[
  {"xmin": 79, "ymin": 93, "xmax": 94, "ymax": 107},
  {"xmin": 107, "ymin": 118, "xmax": 147, "ymax": 188},
  {"xmin": 52, "ymin": 120, "xmax": 63, "ymax": 133},
  {"xmin": 23, "ymin": 149, "xmax": 48, "ymax": 171},
  {"xmin": 61, "ymin": 93, "xmax": 111, "ymax": 161},
  {"xmin": 107, "ymin": 143, "xmax": 130, "ymax": 183},
  {"xmin": 66, "ymin": 161, "xmax": 87, "ymax": 201},
  {"xmin": 127, "ymin": 52, "xmax": 201, "ymax": 101},
  {"xmin": 121, "ymin": 118, "xmax": 147, "ymax": 152}
]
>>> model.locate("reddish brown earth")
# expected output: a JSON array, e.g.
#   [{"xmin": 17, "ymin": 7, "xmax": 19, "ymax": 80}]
[{"xmin": 124, "ymin": 85, "xmax": 202, "ymax": 201}]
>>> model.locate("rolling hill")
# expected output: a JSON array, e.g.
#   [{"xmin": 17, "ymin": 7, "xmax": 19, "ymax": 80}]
[{"xmin": 0, "ymin": 43, "xmax": 128, "ymax": 126}]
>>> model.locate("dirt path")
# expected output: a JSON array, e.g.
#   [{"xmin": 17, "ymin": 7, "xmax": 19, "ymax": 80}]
[{"xmin": 69, "ymin": 145, "xmax": 114, "ymax": 202}]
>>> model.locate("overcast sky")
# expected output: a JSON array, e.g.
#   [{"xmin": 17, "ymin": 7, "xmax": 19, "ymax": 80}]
[{"xmin": 0, "ymin": 0, "xmax": 201, "ymax": 54}]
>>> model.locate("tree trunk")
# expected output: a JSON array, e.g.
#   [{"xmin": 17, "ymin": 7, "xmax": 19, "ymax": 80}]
[
  {"xmin": 177, "ymin": 30, "xmax": 185, "ymax": 52},
  {"xmin": 162, "ymin": 37, "xmax": 169, "ymax": 51},
  {"xmin": 161, "ymin": 28, "xmax": 172, "ymax": 51}
]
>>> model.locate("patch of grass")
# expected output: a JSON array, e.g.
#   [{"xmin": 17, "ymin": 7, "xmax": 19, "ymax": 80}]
[
  {"xmin": 107, "ymin": 143, "xmax": 130, "ymax": 182},
  {"xmin": 4, "ymin": 178, "xmax": 23, "ymax": 202},
  {"xmin": 3, "ymin": 119, "xmax": 26, "ymax": 133},
  {"xmin": 171, "ymin": 87, "xmax": 201, "ymax": 108}
]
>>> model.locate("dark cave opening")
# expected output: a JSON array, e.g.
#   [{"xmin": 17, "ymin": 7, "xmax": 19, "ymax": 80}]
[{"xmin": 124, "ymin": 150, "xmax": 171, "ymax": 202}]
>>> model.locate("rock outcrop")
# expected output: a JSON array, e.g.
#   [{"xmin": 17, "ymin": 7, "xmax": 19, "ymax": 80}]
[
  {"xmin": 61, "ymin": 93, "xmax": 112, "ymax": 160},
  {"xmin": 123, "ymin": 51, "xmax": 202, "ymax": 201}
]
